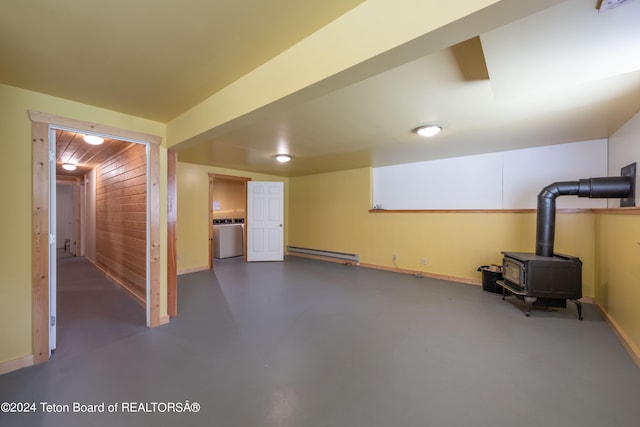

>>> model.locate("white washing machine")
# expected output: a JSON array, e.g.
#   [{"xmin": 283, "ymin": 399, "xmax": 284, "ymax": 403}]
[{"xmin": 213, "ymin": 221, "xmax": 244, "ymax": 259}]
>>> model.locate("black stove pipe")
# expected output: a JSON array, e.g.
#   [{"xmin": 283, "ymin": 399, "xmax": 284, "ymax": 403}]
[{"xmin": 536, "ymin": 176, "xmax": 632, "ymax": 257}]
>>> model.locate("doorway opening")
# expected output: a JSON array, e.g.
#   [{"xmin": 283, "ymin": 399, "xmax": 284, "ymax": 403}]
[
  {"xmin": 30, "ymin": 111, "xmax": 163, "ymax": 365},
  {"xmin": 55, "ymin": 130, "xmax": 147, "ymax": 301},
  {"xmin": 56, "ymin": 177, "xmax": 82, "ymax": 257},
  {"xmin": 208, "ymin": 173, "xmax": 251, "ymax": 269}
]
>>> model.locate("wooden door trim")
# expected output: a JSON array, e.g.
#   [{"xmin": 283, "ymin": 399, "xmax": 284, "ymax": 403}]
[
  {"xmin": 32, "ymin": 122, "xmax": 49, "ymax": 364},
  {"xmin": 147, "ymin": 144, "xmax": 161, "ymax": 327},
  {"xmin": 29, "ymin": 111, "xmax": 162, "ymax": 145},
  {"xmin": 74, "ymin": 177, "xmax": 82, "ymax": 256},
  {"xmin": 167, "ymin": 151, "xmax": 178, "ymax": 317},
  {"xmin": 208, "ymin": 174, "xmax": 214, "ymax": 270}
]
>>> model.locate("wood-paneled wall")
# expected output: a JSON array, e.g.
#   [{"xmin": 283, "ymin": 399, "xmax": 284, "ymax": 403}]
[{"xmin": 95, "ymin": 143, "xmax": 147, "ymax": 301}]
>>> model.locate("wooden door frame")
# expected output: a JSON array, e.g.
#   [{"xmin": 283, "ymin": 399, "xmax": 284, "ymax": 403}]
[
  {"xmin": 167, "ymin": 151, "xmax": 178, "ymax": 317},
  {"xmin": 30, "ymin": 111, "xmax": 164, "ymax": 365},
  {"xmin": 208, "ymin": 173, "xmax": 251, "ymax": 269}
]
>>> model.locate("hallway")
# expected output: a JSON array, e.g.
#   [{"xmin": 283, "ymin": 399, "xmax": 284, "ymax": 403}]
[
  {"xmin": 54, "ymin": 251, "xmax": 147, "ymax": 360},
  {"xmin": 1, "ymin": 256, "xmax": 640, "ymax": 427}
]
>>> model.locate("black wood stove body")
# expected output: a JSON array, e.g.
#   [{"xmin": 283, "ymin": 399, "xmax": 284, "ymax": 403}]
[
  {"xmin": 497, "ymin": 176, "xmax": 632, "ymax": 319},
  {"xmin": 499, "ymin": 252, "xmax": 583, "ymax": 318}
]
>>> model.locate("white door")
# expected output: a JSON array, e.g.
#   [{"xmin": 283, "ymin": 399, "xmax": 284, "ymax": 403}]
[
  {"xmin": 49, "ymin": 127, "xmax": 57, "ymax": 353},
  {"xmin": 247, "ymin": 181, "xmax": 284, "ymax": 261}
]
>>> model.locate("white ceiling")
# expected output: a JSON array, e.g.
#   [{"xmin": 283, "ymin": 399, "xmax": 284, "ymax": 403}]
[{"xmin": 2, "ymin": 0, "xmax": 640, "ymax": 177}]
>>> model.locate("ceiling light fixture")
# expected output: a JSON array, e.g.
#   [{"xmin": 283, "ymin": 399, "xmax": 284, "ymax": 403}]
[
  {"xmin": 83, "ymin": 135, "xmax": 104, "ymax": 145},
  {"xmin": 414, "ymin": 125, "xmax": 443, "ymax": 138},
  {"xmin": 274, "ymin": 154, "xmax": 292, "ymax": 163},
  {"xmin": 62, "ymin": 163, "xmax": 77, "ymax": 171},
  {"xmin": 597, "ymin": 0, "xmax": 634, "ymax": 12}
]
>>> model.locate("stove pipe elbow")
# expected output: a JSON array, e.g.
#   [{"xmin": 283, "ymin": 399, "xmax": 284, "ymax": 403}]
[{"xmin": 535, "ymin": 176, "xmax": 632, "ymax": 257}]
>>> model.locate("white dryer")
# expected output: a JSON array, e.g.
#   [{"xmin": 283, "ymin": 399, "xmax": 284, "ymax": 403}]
[{"xmin": 213, "ymin": 219, "xmax": 244, "ymax": 259}]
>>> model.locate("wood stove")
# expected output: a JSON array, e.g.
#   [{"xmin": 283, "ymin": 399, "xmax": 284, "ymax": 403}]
[
  {"xmin": 499, "ymin": 252, "xmax": 582, "ymax": 318},
  {"xmin": 497, "ymin": 176, "xmax": 632, "ymax": 319}
]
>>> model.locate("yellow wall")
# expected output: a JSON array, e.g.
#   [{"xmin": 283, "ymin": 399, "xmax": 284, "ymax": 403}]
[
  {"xmin": 0, "ymin": 83, "xmax": 166, "ymax": 365},
  {"xmin": 211, "ymin": 179, "xmax": 246, "ymax": 221},
  {"xmin": 595, "ymin": 214, "xmax": 640, "ymax": 354},
  {"xmin": 176, "ymin": 162, "xmax": 289, "ymax": 273},
  {"xmin": 289, "ymin": 167, "xmax": 598, "ymax": 294}
]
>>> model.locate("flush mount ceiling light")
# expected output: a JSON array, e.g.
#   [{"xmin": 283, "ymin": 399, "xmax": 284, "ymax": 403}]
[
  {"xmin": 414, "ymin": 125, "xmax": 443, "ymax": 138},
  {"xmin": 83, "ymin": 135, "xmax": 104, "ymax": 145},
  {"xmin": 597, "ymin": 0, "xmax": 635, "ymax": 12},
  {"xmin": 274, "ymin": 154, "xmax": 292, "ymax": 163},
  {"xmin": 62, "ymin": 163, "xmax": 77, "ymax": 171}
]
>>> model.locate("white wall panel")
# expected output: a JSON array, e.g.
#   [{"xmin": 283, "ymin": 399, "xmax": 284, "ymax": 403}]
[
  {"xmin": 608, "ymin": 112, "xmax": 640, "ymax": 208},
  {"xmin": 373, "ymin": 140, "xmax": 608, "ymax": 209},
  {"xmin": 56, "ymin": 184, "xmax": 74, "ymax": 249},
  {"xmin": 374, "ymin": 153, "xmax": 503, "ymax": 209},
  {"xmin": 503, "ymin": 139, "xmax": 607, "ymax": 209}
]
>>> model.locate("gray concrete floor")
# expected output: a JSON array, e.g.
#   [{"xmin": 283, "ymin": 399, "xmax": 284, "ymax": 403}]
[{"xmin": 1, "ymin": 254, "xmax": 639, "ymax": 427}]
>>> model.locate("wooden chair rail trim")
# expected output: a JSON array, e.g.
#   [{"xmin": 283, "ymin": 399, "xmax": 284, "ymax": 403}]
[{"xmin": 369, "ymin": 208, "xmax": 640, "ymax": 214}]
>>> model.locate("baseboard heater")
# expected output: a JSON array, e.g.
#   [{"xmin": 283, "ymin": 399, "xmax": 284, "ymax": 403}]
[{"xmin": 287, "ymin": 246, "xmax": 359, "ymax": 263}]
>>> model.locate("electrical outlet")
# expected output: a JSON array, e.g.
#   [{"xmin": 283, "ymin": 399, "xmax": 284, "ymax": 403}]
[{"xmin": 421, "ymin": 258, "xmax": 427, "ymax": 265}]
